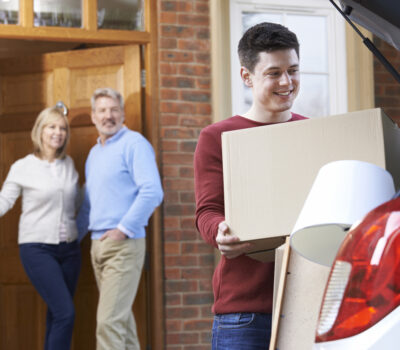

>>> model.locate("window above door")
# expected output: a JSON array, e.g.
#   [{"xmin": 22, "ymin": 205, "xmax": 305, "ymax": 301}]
[{"xmin": 0, "ymin": 0, "xmax": 151, "ymax": 44}]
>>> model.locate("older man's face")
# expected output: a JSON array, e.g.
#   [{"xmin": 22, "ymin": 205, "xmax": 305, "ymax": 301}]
[{"xmin": 91, "ymin": 96, "xmax": 124, "ymax": 143}]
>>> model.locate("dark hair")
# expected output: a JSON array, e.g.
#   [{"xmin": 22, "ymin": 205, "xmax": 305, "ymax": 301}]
[{"xmin": 238, "ymin": 22, "xmax": 300, "ymax": 73}]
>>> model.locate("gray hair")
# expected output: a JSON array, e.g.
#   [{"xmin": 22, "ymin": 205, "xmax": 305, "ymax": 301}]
[{"xmin": 91, "ymin": 87, "xmax": 124, "ymax": 111}]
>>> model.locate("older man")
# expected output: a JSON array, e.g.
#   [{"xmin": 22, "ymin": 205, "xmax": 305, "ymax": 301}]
[{"xmin": 78, "ymin": 87, "xmax": 163, "ymax": 350}]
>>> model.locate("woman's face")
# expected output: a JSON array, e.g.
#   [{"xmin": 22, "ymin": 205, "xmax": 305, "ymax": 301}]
[{"xmin": 41, "ymin": 117, "xmax": 67, "ymax": 152}]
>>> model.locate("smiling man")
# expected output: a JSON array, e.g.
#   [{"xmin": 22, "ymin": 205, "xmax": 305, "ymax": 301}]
[
  {"xmin": 77, "ymin": 87, "xmax": 163, "ymax": 350},
  {"xmin": 194, "ymin": 22, "xmax": 308, "ymax": 349}
]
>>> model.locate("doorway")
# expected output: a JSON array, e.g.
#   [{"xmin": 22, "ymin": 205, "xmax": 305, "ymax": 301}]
[{"xmin": 0, "ymin": 44, "xmax": 149, "ymax": 349}]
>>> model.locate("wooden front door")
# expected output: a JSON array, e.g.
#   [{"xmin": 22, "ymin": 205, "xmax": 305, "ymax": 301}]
[{"xmin": 0, "ymin": 45, "xmax": 148, "ymax": 349}]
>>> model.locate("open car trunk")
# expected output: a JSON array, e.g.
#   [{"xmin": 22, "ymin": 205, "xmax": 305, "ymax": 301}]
[{"xmin": 339, "ymin": 0, "xmax": 400, "ymax": 51}]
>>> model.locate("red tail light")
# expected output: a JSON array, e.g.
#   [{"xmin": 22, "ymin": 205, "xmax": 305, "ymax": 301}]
[{"xmin": 316, "ymin": 198, "xmax": 400, "ymax": 342}]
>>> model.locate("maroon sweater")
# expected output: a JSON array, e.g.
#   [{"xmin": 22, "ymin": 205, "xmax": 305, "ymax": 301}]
[{"xmin": 194, "ymin": 114, "xmax": 307, "ymax": 314}]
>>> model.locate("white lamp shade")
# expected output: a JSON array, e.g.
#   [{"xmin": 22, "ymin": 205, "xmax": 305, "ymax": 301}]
[{"xmin": 290, "ymin": 160, "xmax": 395, "ymax": 266}]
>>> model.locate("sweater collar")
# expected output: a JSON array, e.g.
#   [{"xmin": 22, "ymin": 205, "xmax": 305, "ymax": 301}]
[
  {"xmin": 29, "ymin": 154, "xmax": 63, "ymax": 167},
  {"xmin": 96, "ymin": 126, "xmax": 127, "ymax": 146}
]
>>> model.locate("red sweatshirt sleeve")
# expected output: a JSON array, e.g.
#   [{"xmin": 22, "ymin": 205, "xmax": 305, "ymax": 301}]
[{"xmin": 194, "ymin": 126, "xmax": 225, "ymax": 247}]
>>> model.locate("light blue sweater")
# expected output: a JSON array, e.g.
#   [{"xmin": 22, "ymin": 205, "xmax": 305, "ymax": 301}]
[{"xmin": 77, "ymin": 127, "xmax": 163, "ymax": 240}]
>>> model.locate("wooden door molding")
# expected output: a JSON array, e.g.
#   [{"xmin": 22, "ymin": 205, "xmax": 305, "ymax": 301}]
[{"xmin": 0, "ymin": 44, "xmax": 164, "ymax": 349}]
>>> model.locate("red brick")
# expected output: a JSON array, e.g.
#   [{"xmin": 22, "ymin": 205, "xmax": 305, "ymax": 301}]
[
  {"xmin": 181, "ymin": 217, "xmax": 196, "ymax": 229},
  {"xmin": 161, "ymin": 37, "xmax": 178, "ymax": 49},
  {"xmin": 162, "ymin": 165, "xmax": 180, "ymax": 177},
  {"xmin": 160, "ymin": 102, "xmax": 196, "ymax": 114},
  {"xmin": 376, "ymin": 97, "xmax": 400, "ymax": 107},
  {"xmin": 166, "ymin": 293, "xmax": 182, "ymax": 306},
  {"xmin": 164, "ymin": 190, "xmax": 179, "ymax": 203},
  {"xmin": 162, "ymin": 76, "xmax": 195, "ymax": 89},
  {"xmin": 164, "ymin": 229, "xmax": 197, "ymax": 242},
  {"xmin": 179, "ymin": 141, "xmax": 197, "ymax": 152},
  {"xmin": 181, "ymin": 242, "xmax": 212, "ymax": 254},
  {"xmin": 165, "ymin": 203, "xmax": 196, "ymax": 216},
  {"xmin": 161, "ymin": 1, "xmax": 193, "ymax": 12},
  {"xmin": 200, "ymin": 305, "xmax": 213, "ymax": 318},
  {"xmin": 196, "ymin": 28, "xmax": 210, "ymax": 40},
  {"xmin": 180, "ymin": 115, "xmax": 211, "ymax": 127},
  {"xmin": 195, "ymin": 3, "xmax": 209, "ymax": 14},
  {"xmin": 199, "ymin": 254, "xmax": 214, "ymax": 266},
  {"xmin": 161, "ymin": 1, "xmax": 178, "ymax": 12},
  {"xmin": 161, "ymin": 89, "xmax": 179, "ymax": 100},
  {"xmin": 161, "ymin": 127, "xmax": 195, "ymax": 139},
  {"xmin": 164, "ymin": 178, "xmax": 194, "ymax": 190},
  {"xmin": 185, "ymin": 345, "xmax": 212, "ymax": 350},
  {"xmin": 165, "ymin": 255, "xmax": 198, "ymax": 268},
  {"xmin": 161, "ymin": 50, "xmax": 194, "ymax": 63},
  {"xmin": 178, "ymin": 14, "xmax": 209, "ymax": 26},
  {"xmin": 196, "ymin": 104, "xmax": 212, "ymax": 115},
  {"xmin": 181, "ymin": 91, "xmax": 210, "ymax": 103},
  {"xmin": 183, "ymin": 292, "xmax": 214, "ymax": 305},
  {"xmin": 162, "ymin": 153, "xmax": 194, "ymax": 165},
  {"xmin": 166, "ymin": 332, "xmax": 199, "ymax": 345},
  {"xmin": 166, "ymin": 319, "xmax": 183, "ymax": 332},
  {"xmin": 166, "ymin": 280, "xmax": 198, "ymax": 293},
  {"xmin": 162, "ymin": 140, "xmax": 179, "ymax": 151},
  {"xmin": 183, "ymin": 319, "xmax": 213, "ymax": 331},
  {"xmin": 166, "ymin": 307, "xmax": 199, "ymax": 319},
  {"xmin": 196, "ymin": 78, "xmax": 211, "ymax": 90},
  {"xmin": 182, "ymin": 267, "xmax": 214, "ymax": 279},
  {"xmin": 165, "ymin": 267, "xmax": 181, "ymax": 280},
  {"xmin": 200, "ymin": 331, "xmax": 213, "ymax": 345},
  {"xmin": 161, "ymin": 25, "xmax": 195, "ymax": 38},
  {"xmin": 195, "ymin": 52, "xmax": 211, "ymax": 64},
  {"xmin": 179, "ymin": 166, "xmax": 194, "ymax": 178},
  {"xmin": 164, "ymin": 217, "xmax": 180, "ymax": 229},
  {"xmin": 164, "ymin": 242, "xmax": 181, "ymax": 255},
  {"xmin": 160, "ymin": 12, "xmax": 177, "ymax": 24},
  {"xmin": 385, "ymin": 85, "xmax": 400, "ymax": 95},
  {"xmin": 180, "ymin": 191, "xmax": 195, "ymax": 203},
  {"xmin": 178, "ymin": 64, "xmax": 211, "ymax": 76},
  {"xmin": 160, "ymin": 62, "xmax": 178, "ymax": 75},
  {"xmin": 161, "ymin": 114, "xmax": 179, "ymax": 126},
  {"xmin": 178, "ymin": 39, "xmax": 210, "ymax": 51}
]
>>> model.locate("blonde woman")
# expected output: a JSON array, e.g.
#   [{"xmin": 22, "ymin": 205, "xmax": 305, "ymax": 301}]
[{"xmin": 0, "ymin": 106, "xmax": 80, "ymax": 350}]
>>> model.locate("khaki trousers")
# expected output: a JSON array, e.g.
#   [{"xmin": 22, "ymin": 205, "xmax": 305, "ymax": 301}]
[{"xmin": 91, "ymin": 237, "xmax": 145, "ymax": 350}]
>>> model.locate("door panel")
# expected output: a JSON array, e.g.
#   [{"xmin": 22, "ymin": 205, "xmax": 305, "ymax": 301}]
[{"xmin": 0, "ymin": 45, "xmax": 146, "ymax": 349}]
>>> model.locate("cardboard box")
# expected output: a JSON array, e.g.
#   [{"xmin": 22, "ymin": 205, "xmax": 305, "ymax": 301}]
[
  {"xmin": 272, "ymin": 244, "xmax": 330, "ymax": 349},
  {"xmin": 222, "ymin": 108, "xmax": 400, "ymax": 261}
]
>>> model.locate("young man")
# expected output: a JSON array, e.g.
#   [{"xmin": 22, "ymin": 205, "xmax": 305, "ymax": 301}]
[
  {"xmin": 77, "ymin": 88, "xmax": 163, "ymax": 350},
  {"xmin": 194, "ymin": 22, "xmax": 308, "ymax": 349}
]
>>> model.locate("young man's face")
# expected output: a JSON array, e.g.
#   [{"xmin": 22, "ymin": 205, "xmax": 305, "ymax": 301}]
[{"xmin": 242, "ymin": 49, "xmax": 300, "ymax": 114}]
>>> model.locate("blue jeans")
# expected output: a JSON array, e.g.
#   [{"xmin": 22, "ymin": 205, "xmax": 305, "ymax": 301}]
[
  {"xmin": 19, "ymin": 241, "xmax": 81, "ymax": 350},
  {"xmin": 212, "ymin": 313, "xmax": 272, "ymax": 350}
]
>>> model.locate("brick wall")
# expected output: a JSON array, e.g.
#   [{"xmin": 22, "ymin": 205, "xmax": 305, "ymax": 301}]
[
  {"xmin": 158, "ymin": 1, "xmax": 215, "ymax": 348},
  {"xmin": 373, "ymin": 37, "xmax": 400, "ymax": 124},
  {"xmin": 157, "ymin": 9, "xmax": 400, "ymax": 347}
]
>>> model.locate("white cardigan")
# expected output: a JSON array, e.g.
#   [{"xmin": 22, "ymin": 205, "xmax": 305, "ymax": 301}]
[{"xmin": 0, "ymin": 154, "xmax": 79, "ymax": 244}]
